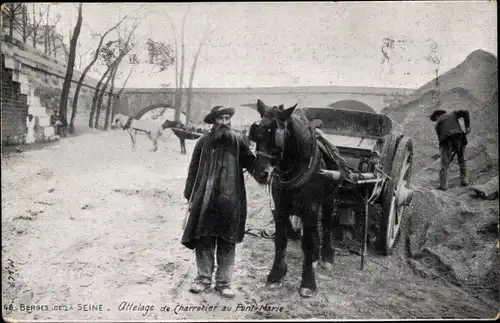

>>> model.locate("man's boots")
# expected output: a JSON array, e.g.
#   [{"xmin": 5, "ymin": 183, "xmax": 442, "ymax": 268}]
[
  {"xmin": 438, "ymin": 165, "xmax": 448, "ymax": 190},
  {"xmin": 460, "ymin": 163, "xmax": 470, "ymax": 187}
]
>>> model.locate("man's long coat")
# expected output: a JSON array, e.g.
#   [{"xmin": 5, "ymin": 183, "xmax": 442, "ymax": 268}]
[{"xmin": 181, "ymin": 131, "xmax": 255, "ymax": 250}]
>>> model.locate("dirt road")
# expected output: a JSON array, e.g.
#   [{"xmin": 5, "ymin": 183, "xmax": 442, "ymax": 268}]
[{"xmin": 2, "ymin": 130, "xmax": 497, "ymax": 321}]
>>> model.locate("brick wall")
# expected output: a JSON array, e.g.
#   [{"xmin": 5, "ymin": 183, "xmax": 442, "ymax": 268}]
[
  {"xmin": 1, "ymin": 37, "xmax": 113, "ymax": 146},
  {"xmin": 1, "ymin": 53, "xmax": 28, "ymax": 145}
]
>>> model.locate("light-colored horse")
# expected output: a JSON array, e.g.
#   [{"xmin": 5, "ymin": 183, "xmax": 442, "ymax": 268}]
[{"xmin": 113, "ymin": 113, "xmax": 164, "ymax": 152}]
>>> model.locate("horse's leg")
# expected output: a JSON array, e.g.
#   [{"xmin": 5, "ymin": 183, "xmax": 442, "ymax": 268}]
[
  {"xmin": 266, "ymin": 200, "xmax": 290, "ymax": 289},
  {"xmin": 147, "ymin": 132, "xmax": 158, "ymax": 152},
  {"xmin": 153, "ymin": 137, "xmax": 158, "ymax": 152},
  {"xmin": 320, "ymin": 199, "xmax": 335, "ymax": 270},
  {"xmin": 128, "ymin": 129, "xmax": 137, "ymax": 151},
  {"xmin": 146, "ymin": 132, "xmax": 155, "ymax": 151},
  {"xmin": 299, "ymin": 202, "xmax": 320, "ymax": 298},
  {"xmin": 180, "ymin": 137, "xmax": 186, "ymax": 155}
]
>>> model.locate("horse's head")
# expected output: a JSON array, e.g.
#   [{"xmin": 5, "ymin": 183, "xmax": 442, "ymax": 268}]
[
  {"xmin": 248, "ymin": 99, "xmax": 298, "ymax": 185},
  {"xmin": 113, "ymin": 113, "xmax": 126, "ymax": 128}
]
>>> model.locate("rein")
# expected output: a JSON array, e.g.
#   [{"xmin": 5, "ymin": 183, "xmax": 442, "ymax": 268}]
[{"xmin": 271, "ymin": 125, "xmax": 320, "ymax": 190}]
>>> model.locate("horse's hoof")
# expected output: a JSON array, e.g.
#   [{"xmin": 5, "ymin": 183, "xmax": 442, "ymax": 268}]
[
  {"xmin": 320, "ymin": 261, "xmax": 334, "ymax": 270},
  {"xmin": 299, "ymin": 287, "xmax": 315, "ymax": 298},
  {"xmin": 266, "ymin": 280, "xmax": 284, "ymax": 290}
]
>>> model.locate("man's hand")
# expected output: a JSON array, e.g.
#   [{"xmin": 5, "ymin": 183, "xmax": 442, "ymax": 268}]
[{"xmin": 465, "ymin": 127, "xmax": 471, "ymax": 134}]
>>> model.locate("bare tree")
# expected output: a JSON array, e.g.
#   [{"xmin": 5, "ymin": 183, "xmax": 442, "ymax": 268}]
[
  {"xmin": 88, "ymin": 60, "xmax": 113, "ymax": 128},
  {"xmin": 31, "ymin": 4, "xmax": 47, "ymax": 48},
  {"xmin": 69, "ymin": 16, "xmax": 128, "ymax": 134},
  {"xmin": 185, "ymin": 25, "xmax": 216, "ymax": 123},
  {"xmin": 95, "ymin": 41, "xmax": 136, "ymax": 129},
  {"xmin": 160, "ymin": 8, "xmax": 214, "ymax": 124},
  {"xmin": 43, "ymin": 12, "xmax": 61, "ymax": 57},
  {"xmin": 54, "ymin": 34, "xmax": 69, "ymax": 60},
  {"xmin": 176, "ymin": 8, "xmax": 189, "ymax": 122},
  {"xmin": 44, "ymin": 5, "xmax": 49, "ymax": 55},
  {"xmin": 51, "ymin": 29, "xmax": 57, "ymax": 58},
  {"xmin": 58, "ymin": 2, "xmax": 83, "ymax": 136},
  {"xmin": 103, "ymin": 66, "xmax": 119, "ymax": 130},
  {"xmin": 380, "ymin": 37, "xmax": 396, "ymax": 75},
  {"xmin": 20, "ymin": 4, "xmax": 28, "ymax": 43},
  {"xmin": 75, "ymin": 40, "xmax": 86, "ymax": 69},
  {"xmin": 111, "ymin": 65, "xmax": 135, "ymax": 123},
  {"xmin": 426, "ymin": 39, "xmax": 442, "ymax": 108},
  {"xmin": 94, "ymin": 69, "xmax": 115, "ymax": 129},
  {"xmin": 3, "ymin": 3, "xmax": 23, "ymax": 39},
  {"xmin": 90, "ymin": 23, "xmax": 138, "ymax": 128},
  {"xmin": 162, "ymin": 8, "xmax": 188, "ymax": 123}
]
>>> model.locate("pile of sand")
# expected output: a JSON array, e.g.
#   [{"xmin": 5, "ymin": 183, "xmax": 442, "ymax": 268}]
[{"xmin": 381, "ymin": 49, "xmax": 499, "ymax": 303}]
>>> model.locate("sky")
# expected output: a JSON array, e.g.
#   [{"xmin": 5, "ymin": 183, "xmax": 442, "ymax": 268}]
[{"xmin": 45, "ymin": 1, "xmax": 497, "ymax": 89}]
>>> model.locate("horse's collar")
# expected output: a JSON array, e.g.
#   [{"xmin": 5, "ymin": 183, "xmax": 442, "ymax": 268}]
[
  {"xmin": 123, "ymin": 117, "xmax": 133, "ymax": 130},
  {"xmin": 272, "ymin": 126, "xmax": 320, "ymax": 190}
]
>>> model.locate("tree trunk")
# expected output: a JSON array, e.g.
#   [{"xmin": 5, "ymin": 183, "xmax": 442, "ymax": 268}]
[
  {"xmin": 91, "ymin": 45, "xmax": 131, "ymax": 129},
  {"xmin": 32, "ymin": 4, "xmax": 37, "ymax": 48},
  {"xmin": 70, "ymin": 16, "xmax": 127, "ymax": 134},
  {"xmin": 58, "ymin": 35, "xmax": 69, "ymax": 61},
  {"xmin": 89, "ymin": 67, "xmax": 112, "ymax": 128},
  {"xmin": 89, "ymin": 19, "xmax": 136, "ymax": 129},
  {"xmin": 45, "ymin": 6, "xmax": 50, "ymax": 55},
  {"xmin": 52, "ymin": 32, "xmax": 57, "ymax": 58},
  {"xmin": 96, "ymin": 45, "xmax": 131, "ymax": 129},
  {"xmin": 185, "ymin": 27, "xmax": 212, "ymax": 123},
  {"xmin": 22, "ymin": 5, "xmax": 27, "ymax": 43},
  {"xmin": 94, "ymin": 71, "xmax": 113, "ymax": 129},
  {"xmin": 174, "ymin": 9, "xmax": 189, "ymax": 122},
  {"xmin": 104, "ymin": 67, "xmax": 118, "ymax": 130},
  {"xmin": 112, "ymin": 66, "xmax": 134, "ymax": 122},
  {"xmin": 58, "ymin": 2, "xmax": 83, "ymax": 136},
  {"xmin": 9, "ymin": 4, "xmax": 15, "ymax": 38}
]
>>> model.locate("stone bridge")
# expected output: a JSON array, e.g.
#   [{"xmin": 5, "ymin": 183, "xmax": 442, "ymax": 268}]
[{"xmin": 115, "ymin": 86, "xmax": 415, "ymax": 125}]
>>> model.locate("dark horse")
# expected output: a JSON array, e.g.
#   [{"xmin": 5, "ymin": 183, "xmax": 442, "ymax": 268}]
[
  {"xmin": 248, "ymin": 99, "xmax": 338, "ymax": 298},
  {"xmin": 162, "ymin": 119, "xmax": 206, "ymax": 155}
]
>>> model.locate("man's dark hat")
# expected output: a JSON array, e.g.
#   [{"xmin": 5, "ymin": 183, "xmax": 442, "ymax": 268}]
[
  {"xmin": 430, "ymin": 109, "xmax": 447, "ymax": 121},
  {"xmin": 204, "ymin": 105, "xmax": 235, "ymax": 124}
]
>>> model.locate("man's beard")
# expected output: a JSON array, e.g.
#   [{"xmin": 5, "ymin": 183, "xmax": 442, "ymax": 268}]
[{"xmin": 211, "ymin": 123, "xmax": 237, "ymax": 144}]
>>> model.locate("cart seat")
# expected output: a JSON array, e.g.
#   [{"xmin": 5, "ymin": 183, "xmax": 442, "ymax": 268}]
[
  {"xmin": 297, "ymin": 107, "xmax": 393, "ymax": 138},
  {"xmin": 319, "ymin": 132, "xmax": 380, "ymax": 159}
]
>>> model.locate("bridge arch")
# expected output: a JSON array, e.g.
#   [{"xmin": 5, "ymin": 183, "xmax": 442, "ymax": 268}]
[
  {"xmin": 135, "ymin": 103, "xmax": 186, "ymax": 123},
  {"xmin": 328, "ymin": 100, "xmax": 376, "ymax": 113}
]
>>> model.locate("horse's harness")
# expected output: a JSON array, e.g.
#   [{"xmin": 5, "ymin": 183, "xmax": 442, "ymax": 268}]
[
  {"xmin": 254, "ymin": 119, "xmax": 320, "ymax": 190},
  {"xmin": 122, "ymin": 116, "xmax": 133, "ymax": 130}
]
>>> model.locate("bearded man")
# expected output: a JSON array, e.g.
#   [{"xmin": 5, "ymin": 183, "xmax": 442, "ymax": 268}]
[{"xmin": 181, "ymin": 105, "xmax": 256, "ymax": 298}]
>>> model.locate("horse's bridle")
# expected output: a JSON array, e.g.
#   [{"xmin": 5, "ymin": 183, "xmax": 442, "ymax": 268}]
[
  {"xmin": 253, "ymin": 118, "xmax": 320, "ymax": 190},
  {"xmin": 254, "ymin": 119, "xmax": 288, "ymax": 162}
]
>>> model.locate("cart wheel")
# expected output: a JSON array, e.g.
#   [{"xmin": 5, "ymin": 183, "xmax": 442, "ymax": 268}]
[{"xmin": 377, "ymin": 136, "xmax": 413, "ymax": 255}]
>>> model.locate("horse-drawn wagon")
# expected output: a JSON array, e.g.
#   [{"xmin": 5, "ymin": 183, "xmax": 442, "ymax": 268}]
[
  {"xmin": 299, "ymin": 107, "xmax": 414, "ymax": 269},
  {"xmin": 249, "ymin": 101, "xmax": 415, "ymax": 286}
]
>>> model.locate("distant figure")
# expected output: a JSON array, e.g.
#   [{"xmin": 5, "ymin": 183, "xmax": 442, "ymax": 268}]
[
  {"xmin": 26, "ymin": 114, "xmax": 35, "ymax": 144},
  {"xmin": 430, "ymin": 109, "xmax": 471, "ymax": 190},
  {"xmin": 51, "ymin": 113, "xmax": 66, "ymax": 137}
]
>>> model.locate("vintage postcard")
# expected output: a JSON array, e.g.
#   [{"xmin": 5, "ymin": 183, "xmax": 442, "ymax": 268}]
[{"xmin": 1, "ymin": 1, "xmax": 498, "ymax": 321}]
